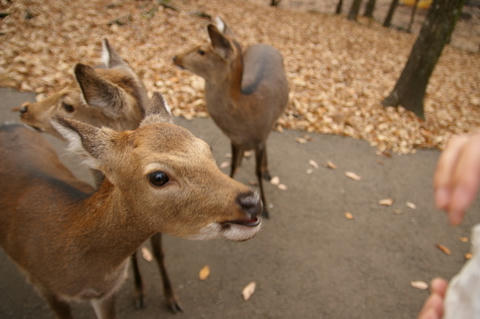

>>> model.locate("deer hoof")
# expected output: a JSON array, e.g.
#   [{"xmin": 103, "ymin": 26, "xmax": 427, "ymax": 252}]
[
  {"xmin": 134, "ymin": 295, "xmax": 145, "ymax": 309},
  {"xmin": 262, "ymin": 171, "xmax": 272, "ymax": 182},
  {"xmin": 261, "ymin": 208, "xmax": 270, "ymax": 219},
  {"xmin": 167, "ymin": 297, "xmax": 183, "ymax": 313}
]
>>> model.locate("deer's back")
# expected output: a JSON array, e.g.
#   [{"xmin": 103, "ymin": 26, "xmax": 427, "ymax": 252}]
[{"xmin": 0, "ymin": 124, "xmax": 92, "ymax": 255}]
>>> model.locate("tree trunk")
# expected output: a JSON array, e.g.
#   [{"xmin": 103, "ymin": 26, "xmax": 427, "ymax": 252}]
[
  {"xmin": 347, "ymin": 0, "xmax": 363, "ymax": 20},
  {"xmin": 382, "ymin": 0, "xmax": 465, "ymax": 119},
  {"xmin": 407, "ymin": 0, "xmax": 420, "ymax": 32},
  {"xmin": 383, "ymin": 0, "xmax": 399, "ymax": 27},
  {"xmin": 335, "ymin": 0, "xmax": 343, "ymax": 14},
  {"xmin": 363, "ymin": 0, "xmax": 376, "ymax": 18}
]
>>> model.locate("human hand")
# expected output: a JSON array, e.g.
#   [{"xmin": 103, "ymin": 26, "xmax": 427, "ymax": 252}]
[
  {"xmin": 434, "ymin": 131, "xmax": 480, "ymax": 225},
  {"xmin": 418, "ymin": 278, "xmax": 448, "ymax": 319}
]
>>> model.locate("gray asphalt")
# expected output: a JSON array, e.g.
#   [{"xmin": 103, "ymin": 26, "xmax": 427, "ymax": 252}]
[{"xmin": 0, "ymin": 87, "xmax": 478, "ymax": 319}]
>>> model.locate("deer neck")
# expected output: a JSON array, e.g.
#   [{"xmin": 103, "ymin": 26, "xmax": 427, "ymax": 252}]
[
  {"xmin": 205, "ymin": 53, "xmax": 244, "ymax": 114},
  {"xmin": 66, "ymin": 180, "xmax": 155, "ymax": 269}
]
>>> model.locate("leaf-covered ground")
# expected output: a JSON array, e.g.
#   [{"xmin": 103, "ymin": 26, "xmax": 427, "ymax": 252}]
[{"xmin": 0, "ymin": 0, "xmax": 479, "ymax": 153}]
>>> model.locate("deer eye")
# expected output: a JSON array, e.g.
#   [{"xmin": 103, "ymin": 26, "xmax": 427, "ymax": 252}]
[
  {"xmin": 62, "ymin": 102, "xmax": 75, "ymax": 113},
  {"xmin": 197, "ymin": 49, "xmax": 206, "ymax": 56},
  {"xmin": 148, "ymin": 171, "xmax": 169, "ymax": 187}
]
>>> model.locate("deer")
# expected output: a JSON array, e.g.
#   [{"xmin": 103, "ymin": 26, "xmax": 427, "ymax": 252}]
[
  {"xmin": 0, "ymin": 92, "xmax": 262, "ymax": 319},
  {"xmin": 173, "ymin": 17, "xmax": 289, "ymax": 218},
  {"xmin": 13, "ymin": 39, "xmax": 180, "ymax": 312}
]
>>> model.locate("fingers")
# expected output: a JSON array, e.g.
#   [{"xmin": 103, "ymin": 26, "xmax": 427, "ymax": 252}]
[
  {"xmin": 418, "ymin": 287, "xmax": 446, "ymax": 319},
  {"xmin": 448, "ymin": 133, "xmax": 480, "ymax": 224},
  {"xmin": 430, "ymin": 278, "xmax": 448, "ymax": 297},
  {"xmin": 434, "ymin": 135, "xmax": 469, "ymax": 209},
  {"xmin": 434, "ymin": 132, "xmax": 480, "ymax": 225}
]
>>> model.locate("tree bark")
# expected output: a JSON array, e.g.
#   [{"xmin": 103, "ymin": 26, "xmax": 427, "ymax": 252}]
[
  {"xmin": 348, "ymin": 0, "xmax": 363, "ymax": 20},
  {"xmin": 363, "ymin": 0, "xmax": 376, "ymax": 18},
  {"xmin": 382, "ymin": 0, "xmax": 465, "ymax": 119},
  {"xmin": 407, "ymin": 0, "xmax": 420, "ymax": 32},
  {"xmin": 383, "ymin": 0, "xmax": 399, "ymax": 27},
  {"xmin": 335, "ymin": 0, "xmax": 343, "ymax": 14}
]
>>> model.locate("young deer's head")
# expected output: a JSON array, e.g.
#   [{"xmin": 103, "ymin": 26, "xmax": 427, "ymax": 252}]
[
  {"xmin": 16, "ymin": 39, "xmax": 147, "ymax": 139},
  {"xmin": 53, "ymin": 93, "xmax": 262, "ymax": 241},
  {"xmin": 173, "ymin": 17, "xmax": 241, "ymax": 81}
]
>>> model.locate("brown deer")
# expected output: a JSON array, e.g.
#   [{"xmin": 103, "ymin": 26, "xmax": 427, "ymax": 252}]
[
  {"xmin": 15, "ymin": 39, "xmax": 148, "ymax": 142},
  {"xmin": 13, "ymin": 40, "xmax": 179, "ymax": 311},
  {"xmin": 173, "ymin": 17, "xmax": 289, "ymax": 218},
  {"xmin": 0, "ymin": 92, "xmax": 262, "ymax": 319}
]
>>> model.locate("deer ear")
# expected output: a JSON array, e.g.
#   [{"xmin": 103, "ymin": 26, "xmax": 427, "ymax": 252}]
[
  {"xmin": 140, "ymin": 92, "xmax": 173, "ymax": 127},
  {"xmin": 51, "ymin": 117, "xmax": 115, "ymax": 170},
  {"xmin": 74, "ymin": 63, "xmax": 126, "ymax": 118},
  {"xmin": 207, "ymin": 24, "xmax": 233, "ymax": 59},
  {"xmin": 101, "ymin": 38, "xmax": 128, "ymax": 68},
  {"xmin": 214, "ymin": 16, "xmax": 234, "ymax": 37}
]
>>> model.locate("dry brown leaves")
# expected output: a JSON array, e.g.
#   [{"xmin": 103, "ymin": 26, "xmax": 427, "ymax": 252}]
[
  {"xmin": 0, "ymin": 0, "xmax": 479, "ymax": 153},
  {"xmin": 436, "ymin": 244, "xmax": 451, "ymax": 256},
  {"xmin": 199, "ymin": 265, "xmax": 210, "ymax": 280},
  {"xmin": 242, "ymin": 281, "xmax": 256, "ymax": 301}
]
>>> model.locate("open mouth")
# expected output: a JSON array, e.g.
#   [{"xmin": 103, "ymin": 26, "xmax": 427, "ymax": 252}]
[{"xmin": 221, "ymin": 216, "xmax": 261, "ymax": 228}]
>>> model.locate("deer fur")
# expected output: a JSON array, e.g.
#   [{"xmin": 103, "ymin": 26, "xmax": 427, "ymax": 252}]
[
  {"xmin": 0, "ymin": 93, "xmax": 262, "ymax": 319},
  {"xmin": 173, "ymin": 17, "xmax": 289, "ymax": 218},
  {"xmin": 13, "ymin": 40, "xmax": 179, "ymax": 312}
]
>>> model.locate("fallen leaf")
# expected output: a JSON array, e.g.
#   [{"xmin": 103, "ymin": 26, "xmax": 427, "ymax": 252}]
[
  {"xmin": 199, "ymin": 265, "xmax": 210, "ymax": 280},
  {"xmin": 242, "ymin": 281, "xmax": 256, "ymax": 301},
  {"xmin": 379, "ymin": 198, "xmax": 394, "ymax": 206},
  {"xmin": 326, "ymin": 161, "xmax": 337, "ymax": 169},
  {"xmin": 345, "ymin": 212, "xmax": 354, "ymax": 220},
  {"xmin": 411, "ymin": 281, "xmax": 429, "ymax": 290},
  {"xmin": 141, "ymin": 247, "xmax": 153, "ymax": 262},
  {"xmin": 465, "ymin": 253, "xmax": 472, "ymax": 260},
  {"xmin": 296, "ymin": 137, "xmax": 307, "ymax": 144},
  {"xmin": 406, "ymin": 202, "xmax": 416, "ymax": 209},
  {"xmin": 220, "ymin": 161, "xmax": 229, "ymax": 169},
  {"xmin": 436, "ymin": 244, "xmax": 451, "ymax": 256},
  {"xmin": 309, "ymin": 159, "xmax": 319, "ymax": 169},
  {"xmin": 270, "ymin": 176, "xmax": 280, "ymax": 185},
  {"xmin": 459, "ymin": 237, "xmax": 469, "ymax": 243},
  {"xmin": 306, "ymin": 168, "xmax": 314, "ymax": 174},
  {"xmin": 278, "ymin": 184, "xmax": 287, "ymax": 190},
  {"xmin": 345, "ymin": 171, "xmax": 361, "ymax": 181}
]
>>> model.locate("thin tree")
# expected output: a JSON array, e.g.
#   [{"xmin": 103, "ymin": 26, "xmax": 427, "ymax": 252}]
[
  {"xmin": 363, "ymin": 0, "xmax": 376, "ymax": 18},
  {"xmin": 336, "ymin": 0, "xmax": 344, "ymax": 14},
  {"xmin": 383, "ymin": 0, "xmax": 399, "ymax": 27},
  {"xmin": 348, "ymin": 0, "xmax": 363, "ymax": 20},
  {"xmin": 407, "ymin": 0, "xmax": 420, "ymax": 32},
  {"xmin": 382, "ymin": 0, "xmax": 465, "ymax": 119}
]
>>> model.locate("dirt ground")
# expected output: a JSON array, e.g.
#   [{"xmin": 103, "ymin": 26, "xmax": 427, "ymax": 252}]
[{"xmin": 0, "ymin": 87, "xmax": 478, "ymax": 318}]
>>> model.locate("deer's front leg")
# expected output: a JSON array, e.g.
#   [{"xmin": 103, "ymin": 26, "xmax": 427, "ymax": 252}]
[
  {"xmin": 255, "ymin": 144, "xmax": 269, "ymax": 218},
  {"xmin": 91, "ymin": 294, "xmax": 116, "ymax": 319},
  {"xmin": 43, "ymin": 291, "xmax": 73, "ymax": 319},
  {"xmin": 130, "ymin": 251, "xmax": 145, "ymax": 309},
  {"xmin": 150, "ymin": 233, "xmax": 182, "ymax": 313},
  {"xmin": 230, "ymin": 143, "xmax": 243, "ymax": 178}
]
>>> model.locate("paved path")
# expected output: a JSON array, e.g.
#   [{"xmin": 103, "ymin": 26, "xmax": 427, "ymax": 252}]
[{"xmin": 0, "ymin": 87, "xmax": 478, "ymax": 318}]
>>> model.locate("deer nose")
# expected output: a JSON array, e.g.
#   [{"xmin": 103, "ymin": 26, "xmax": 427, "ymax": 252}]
[
  {"xmin": 236, "ymin": 191, "xmax": 262, "ymax": 219},
  {"xmin": 19, "ymin": 103, "xmax": 29, "ymax": 114}
]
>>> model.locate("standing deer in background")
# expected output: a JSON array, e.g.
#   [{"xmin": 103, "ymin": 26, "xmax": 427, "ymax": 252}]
[
  {"xmin": 173, "ymin": 17, "xmax": 289, "ymax": 218},
  {"xmin": 0, "ymin": 93, "xmax": 262, "ymax": 319},
  {"xmin": 13, "ymin": 39, "xmax": 180, "ymax": 311}
]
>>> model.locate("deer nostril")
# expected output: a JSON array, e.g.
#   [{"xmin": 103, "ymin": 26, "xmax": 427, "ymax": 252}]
[
  {"xmin": 236, "ymin": 192, "xmax": 262, "ymax": 218},
  {"xmin": 19, "ymin": 104, "xmax": 29, "ymax": 114}
]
